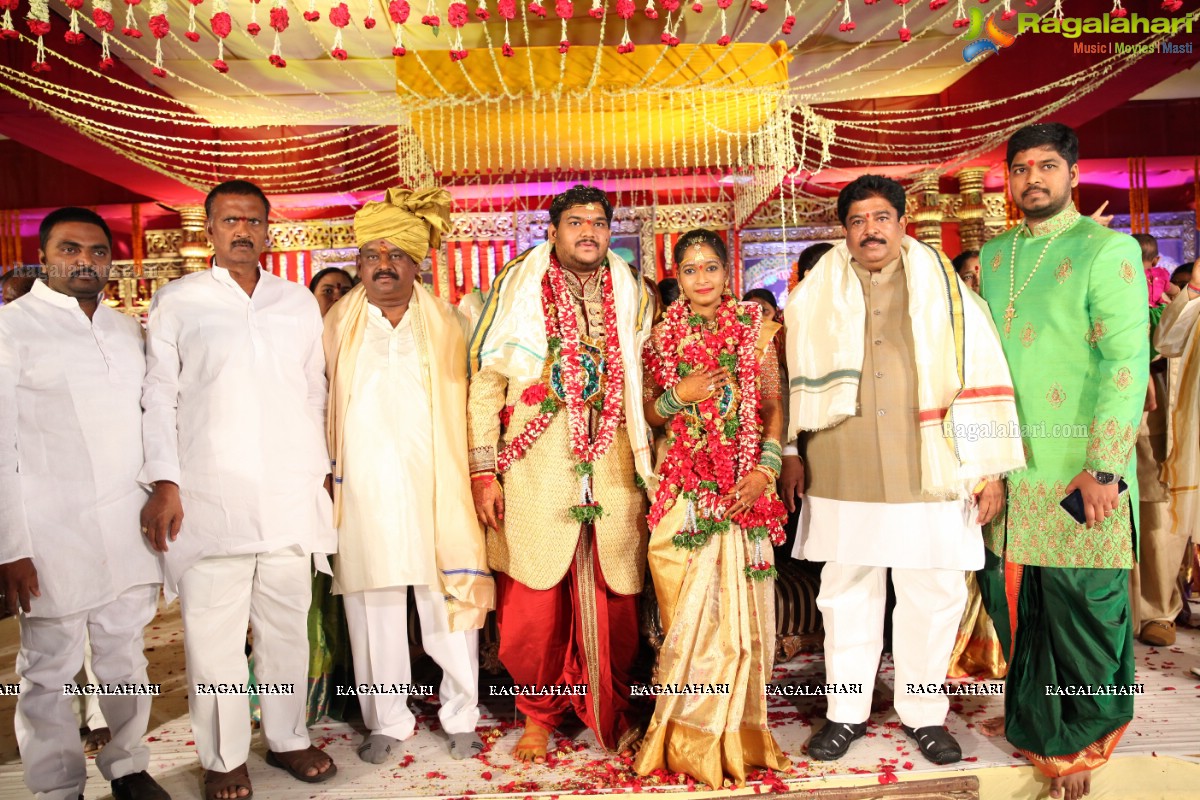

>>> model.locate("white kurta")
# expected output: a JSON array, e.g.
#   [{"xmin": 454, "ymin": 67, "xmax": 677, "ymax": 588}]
[
  {"xmin": 0, "ymin": 280, "xmax": 161, "ymax": 618},
  {"xmin": 335, "ymin": 305, "xmax": 436, "ymax": 594},
  {"xmin": 140, "ymin": 266, "xmax": 335, "ymax": 592}
]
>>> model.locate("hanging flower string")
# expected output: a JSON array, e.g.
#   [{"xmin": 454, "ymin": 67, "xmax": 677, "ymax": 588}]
[
  {"xmin": 716, "ymin": 0, "xmax": 731, "ymax": 45},
  {"xmin": 389, "ymin": 0, "xmax": 409, "ymax": 55},
  {"xmin": 495, "ymin": 255, "xmax": 625, "ymax": 526},
  {"xmin": 475, "ymin": 0, "xmax": 489, "ymax": 20},
  {"xmin": 898, "ymin": 0, "xmax": 911, "ymax": 42},
  {"xmin": 645, "ymin": 298, "xmax": 784, "ymax": 582},
  {"xmin": 303, "ymin": 0, "xmax": 319, "ymax": 21},
  {"xmin": 0, "ymin": 0, "xmax": 17, "ymax": 40},
  {"xmin": 63, "ymin": 0, "xmax": 86, "ymax": 43},
  {"xmin": 1000, "ymin": 0, "xmax": 1015, "ymax": 20},
  {"xmin": 781, "ymin": 0, "xmax": 794, "ymax": 34},
  {"xmin": 422, "ymin": 0, "xmax": 440, "ymax": 33},
  {"xmin": 210, "ymin": 0, "xmax": 231, "ymax": 72},
  {"xmin": 247, "ymin": 0, "xmax": 261, "ymax": 36},
  {"xmin": 268, "ymin": 0, "xmax": 287, "ymax": 65},
  {"xmin": 643, "ymin": 0, "xmax": 657, "ymax": 19},
  {"xmin": 147, "ymin": 0, "xmax": 167, "ymax": 74},
  {"xmin": 26, "ymin": 0, "xmax": 51, "ymax": 71},
  {"xmin": 448, "ymin": 1, "xmax": 468, "ymax": 59},
  {"xmin": 838, "ymin": 0, "xmax": 855, "ymax": 32},
  {"xmin": 616, "ymin": 0, "xmax": 633, "ymax": 52},
  {"xmin": 92, "ymin": 0, "xmax": 115, "ymax": 68},
  {"xmin": 121, "ymin": 0, "xmax": 142, "ymax": 38},
  {"xmin": 952, "ymin": 0, "xmax": 969, "ymax": 28},
  {"xmin": 184, "ymin": 0, "xmax": 201, "ymax": 41},
  {"xmin": 498, "ymin": 0, "xmax": 514, "ymax": 55},
  {"xmin": 329, "ymin": 1, "xmax": 349, "ymax": 59},
  {"xmin": 555, "ymin": 0, "xmax": 571, "ymax": 53}
]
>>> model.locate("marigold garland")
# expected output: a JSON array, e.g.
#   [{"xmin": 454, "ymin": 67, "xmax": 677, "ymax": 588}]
[{"xmin": 645, "ymin": 296, "xmax": 785, "ymax": 582}]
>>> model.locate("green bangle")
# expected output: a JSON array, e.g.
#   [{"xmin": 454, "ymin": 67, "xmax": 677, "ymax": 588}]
[{"xmin": 655, "ymin": 388, "xmax": 686, "ymax": 418}]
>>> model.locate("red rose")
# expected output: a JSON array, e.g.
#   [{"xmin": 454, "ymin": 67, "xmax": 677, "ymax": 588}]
[
  {"xmin": 389, "ymin": 0, "xmax": 410, "ymax": 22},
  {"xmin": 521, "ymin": 384, "xmax": 549, "ymax": 406}
]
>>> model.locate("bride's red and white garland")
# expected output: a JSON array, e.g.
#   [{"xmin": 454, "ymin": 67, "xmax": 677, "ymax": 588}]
[
  {"xmin": 645, "ymin": 296, "xmax": 785, "ymax": 581},
  {"xmin": 495, "ymin": 253, "xmax": 625, "ymax": 522}
]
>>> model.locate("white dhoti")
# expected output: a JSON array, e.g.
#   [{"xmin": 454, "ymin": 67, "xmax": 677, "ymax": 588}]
[
  {"xmin": 178, "ymin": 548, "xmax": 313, "ymax": 772},
  {"xmin": 16, "ymin": 583, "xmax": 159, "ymax": 800},
  {"xmin": 817, "ymin": 563, "xmax": 967, "ymax": 729},
  {"xmin": 343, "ymin": 585, "xmax": 480, "ymax": 739}
]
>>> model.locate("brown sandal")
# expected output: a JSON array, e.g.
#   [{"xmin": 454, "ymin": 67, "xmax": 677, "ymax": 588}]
[
  {"xmin": 203, "ymin": 763, "xmax": 253, "ymax": 800},
  {"xmin": 265, "ymin": 745, "xmax": 338, "ymax": 783}
]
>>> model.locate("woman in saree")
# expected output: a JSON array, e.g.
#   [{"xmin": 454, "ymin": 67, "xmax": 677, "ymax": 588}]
[{"xmin": 633, "ymin": 229, "xmax": 791, "ymax": 788}]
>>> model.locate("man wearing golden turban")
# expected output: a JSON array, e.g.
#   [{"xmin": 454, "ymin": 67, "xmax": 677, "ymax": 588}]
[{"xmin": 323, "ymin": 187, "xmax": 494, "ymax": 764}]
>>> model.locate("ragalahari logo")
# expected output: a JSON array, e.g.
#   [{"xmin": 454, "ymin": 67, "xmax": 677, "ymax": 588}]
[{"xmin": 962, "ymin": 7, "xmax": 1016, "ymax": 62}]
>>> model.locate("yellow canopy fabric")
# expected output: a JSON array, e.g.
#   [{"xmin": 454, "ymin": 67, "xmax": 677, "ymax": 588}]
[{"xmin": 400, "ymin": 43, "xmax": 791, "ymax": 175}]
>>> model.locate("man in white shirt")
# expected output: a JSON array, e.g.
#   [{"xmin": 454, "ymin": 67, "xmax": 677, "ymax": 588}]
[
  {"xmin": 0, "ymin": 208, "xmax": 167, "ymax": 800},
  {"xmin": 139, "ymin": 181, "xmax": 338, "ymax": 800},
  {"xmin": 323, "ymin": 188, "xmax": 493, "ymax": 764}
]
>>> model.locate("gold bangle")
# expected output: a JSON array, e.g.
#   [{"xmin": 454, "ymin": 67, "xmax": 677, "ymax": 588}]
[{"xmin": 972, "ymin": 479, "xmax": 988, "ymax": 495}]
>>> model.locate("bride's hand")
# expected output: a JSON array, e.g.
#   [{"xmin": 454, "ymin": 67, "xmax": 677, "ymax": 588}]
[
  {"xmin": 720, "ymin": 470, "xmax": 770, "ymax": 520},
  {"xmin": 674, "ymin": 367, "xmax": 731, "ymax": 404}
]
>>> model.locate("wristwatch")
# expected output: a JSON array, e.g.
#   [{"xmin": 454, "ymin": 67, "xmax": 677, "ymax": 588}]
[{"xmin": 1087, "ymin": 470, "xmax": 1118, "ymax": 486}]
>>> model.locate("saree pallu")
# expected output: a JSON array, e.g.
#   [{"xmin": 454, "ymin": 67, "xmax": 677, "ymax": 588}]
[
  {"xmin": 947, "ymin": 571, "xmax": 1006, "ymax": 679},
  {"xmin": 634, "ymin": 501, "xmax": 790, "ymax": 788},
  {"xmin": 977, "ymin": 549, "xmax": 1133, "ymax": 777},
  {"xmin": 306, "ymin": 570, "xmax": 354, "ymax": 724}
]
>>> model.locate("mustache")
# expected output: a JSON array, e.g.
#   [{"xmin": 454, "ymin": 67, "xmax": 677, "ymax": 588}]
[
  {"xmin": 859, "ymin": 237, "xmax": 887, "ymax": 246},
  {"xmin": 231, "ymin": 238, "xmax": 256, "ymax": 247},
  {"xmin": 70, "ymin": 268, "xmax": 100, "ymax": 279},
  {"xmin": 371, "ymin": 270, "xmax": 400, "ymax": 281},
  {"xmin": 1023, "ymin": 188, "xmax": 1047, "ymax": 196}
]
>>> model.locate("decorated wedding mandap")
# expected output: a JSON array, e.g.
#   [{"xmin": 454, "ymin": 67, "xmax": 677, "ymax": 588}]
[{"xmin": 1, "ymin": 0, "xmax": 1199, "ymax": 798}]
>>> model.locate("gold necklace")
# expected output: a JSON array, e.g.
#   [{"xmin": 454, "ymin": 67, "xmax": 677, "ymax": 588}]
[
  {"xmin": 1004, "ymin": 223, "xmax": 1069, "ymax": 336},
  {"xmin": 563, "ymin": 268, "xmax": 603, "ymax": 302}
]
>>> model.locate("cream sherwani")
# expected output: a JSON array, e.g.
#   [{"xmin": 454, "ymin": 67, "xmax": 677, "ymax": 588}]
[
  {"xmin": 141, "ymin": 265, "xmax": 335, "ymax": 772},
  {"xmin": 0, "ymin": 281, "xmax": 162, "ymax": 800},
  {"xmin": 335, "ymin": 303, "xmax": 479, "ymax": 739}
]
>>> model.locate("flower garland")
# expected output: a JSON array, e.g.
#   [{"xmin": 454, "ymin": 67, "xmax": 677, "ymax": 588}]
[
  {"xmin": 495, "ymin": 255, "xmax": 625, "ymax": 524},
  {"xmin": 645, "ymin": 296, "xmax": 785, "ymax": 582}
]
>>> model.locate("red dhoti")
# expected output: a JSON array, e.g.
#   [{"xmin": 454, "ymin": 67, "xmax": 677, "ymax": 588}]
[{"xmin": 495, "ymin": 526, "xmax": 641, "ymax": 751}]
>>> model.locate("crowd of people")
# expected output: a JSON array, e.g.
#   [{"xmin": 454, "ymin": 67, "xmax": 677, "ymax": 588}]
[{"xmin": 0, "ymin": 120, "xmax": 1192, "ymax": 800}]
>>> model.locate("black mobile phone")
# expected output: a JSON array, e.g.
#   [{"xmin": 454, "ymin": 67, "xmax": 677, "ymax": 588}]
[{"xmin": 1059, "ymin": 479, "xmax": 1129, "ymax": 525}]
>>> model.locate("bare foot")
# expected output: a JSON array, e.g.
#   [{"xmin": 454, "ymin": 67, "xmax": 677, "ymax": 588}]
[
  {"xmin": 1049, "ymin": 770, "xmax": 1091, "ymax": 800},
  {"xmin": 514, "ymin": 720, "xmax": 552, "ymax": 763},
  {"xmin": 978, "ymin": 716, "xmax": 1005, "ymax": 737},
  {"xmin": 83, "ymin": 726, "xmax": 111, "ymax": 754}
]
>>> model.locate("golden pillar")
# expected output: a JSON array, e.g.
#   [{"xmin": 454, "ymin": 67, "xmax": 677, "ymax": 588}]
[
  {"xmin": 956, "ymin": 167, "xmax": 987, "ymax": 253},
  {"xmin": 911, "ymin": 171, "xmax": 944, "ymax": 250},
  {"xmin": 176, "ymin": 205, "xmax": 212, "ymax": 276}
]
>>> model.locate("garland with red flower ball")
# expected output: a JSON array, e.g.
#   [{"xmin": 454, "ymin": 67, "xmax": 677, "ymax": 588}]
[
  {"xmin": 645, "ymin": 296, "xmax": 785, "ymax": 581},
  {"xmin": 496, "ymin": 254, "xmax": 625, "ymax": 523}
]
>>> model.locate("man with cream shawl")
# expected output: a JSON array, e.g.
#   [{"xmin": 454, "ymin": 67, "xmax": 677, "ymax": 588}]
[
  {"xmin": 323, "ymin": 187, "xmax": 494, "ymax": 764},
  {"xmin": 467, "ymin": 185, "xmax": 654, "ymax": 762},
  {"xmin": 782, "ymin": 175, "xmax": 1024, "ymax": 765}
]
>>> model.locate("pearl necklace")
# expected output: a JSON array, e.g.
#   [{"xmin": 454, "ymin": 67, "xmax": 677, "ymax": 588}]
[{"xmin": 1004, "ymin": 222, "xmax": 1069, "ymax": 336}]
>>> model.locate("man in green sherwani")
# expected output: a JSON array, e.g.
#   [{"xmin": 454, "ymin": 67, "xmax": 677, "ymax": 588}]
[{"xmin": 977, "ymin": 122, "xmax": 1148, "ymax": 800}]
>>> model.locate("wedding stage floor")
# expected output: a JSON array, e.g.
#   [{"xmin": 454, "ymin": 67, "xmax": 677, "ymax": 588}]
[{"xmin": 0, "ymin": 600, "xmax": 1197, "ymax": 800}]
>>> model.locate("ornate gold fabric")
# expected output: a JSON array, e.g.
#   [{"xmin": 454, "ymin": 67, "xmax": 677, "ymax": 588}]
[
  {"xmin": 633, "ymin": 501, "xmax": 789, "ymax": 788},
  {"xmin": 1022, "ymin": 722, "xmax": 1128, "ymax": 779},
  {"xmin": 947, "ymin": 572, "xmax": 1006, "ymax": 680}
]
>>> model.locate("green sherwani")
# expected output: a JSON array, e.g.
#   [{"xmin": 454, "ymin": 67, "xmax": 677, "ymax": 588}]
[{"xmin": 977, "ymin": 205, "xmax": 1148, "ymax": 777}]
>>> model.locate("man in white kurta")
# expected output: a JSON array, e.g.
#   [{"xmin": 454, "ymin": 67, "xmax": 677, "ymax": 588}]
[
  {"xmin": 324, "ymin": 188, "xmax": 493, "ymax": 764},
  {"xmin": 781, "ymin": 176, "xmax": 1023, "ymax": 766},
  {"xmin": 140, "ymin": 181, "xmax": 337, "ymax": 797},
  {"xmin": 0, "ymin": 208, "xmax": 166, "ymax": 800}
]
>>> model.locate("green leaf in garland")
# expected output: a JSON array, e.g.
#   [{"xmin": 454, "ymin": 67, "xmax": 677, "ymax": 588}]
[
  {"xmin": 569, "ymin": 503, "xmax": 605, "ymax": 523},
  {"xmin": 696, "ymin": 517, "xmax": 731, "ymax": 536},
  {"xmin": 634, "ymin": 473, "xmax": 646, "ymax": 489},
  {"xmin": 718, "ymin": 352, "xmax": 738, "ymax": 371},
  {"xmin": 737, "ymin": 313, "xmax": 752, "ymax": 325},
  {"xmin": 574, "ymin": 461, "xmax": 594, "ymax": 477},
  {"xmin": 744, "ymin": 564, "xmax": 778, "ymax": 582},
  {"xmin": 688, "ymin": 314, "xmax": 705, "ymax": 328},
  {"xmin": 744, "ymin": 526, "xmax": 770, "ymax": 542},
  {"xmin": 723, "ymin": 418, "xmax": 740, "ymax": 439},
  {"xmin": 677, "ymin": 363, "xmax": 694, "ymax": 377},
  {"xmin": 698, "ymin": 480, "xmax": 720, "ymax": 492},
  {"xmin": 547, "ymin": 336, "xmax": 562, "ymax": 354},
  {"xmin": 539, "ymin": 398, "xmax": 560, "ymax": 415},
  {"xmin": 672, "ymin": 530, "xmax": 711, "ymax": 550}
]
